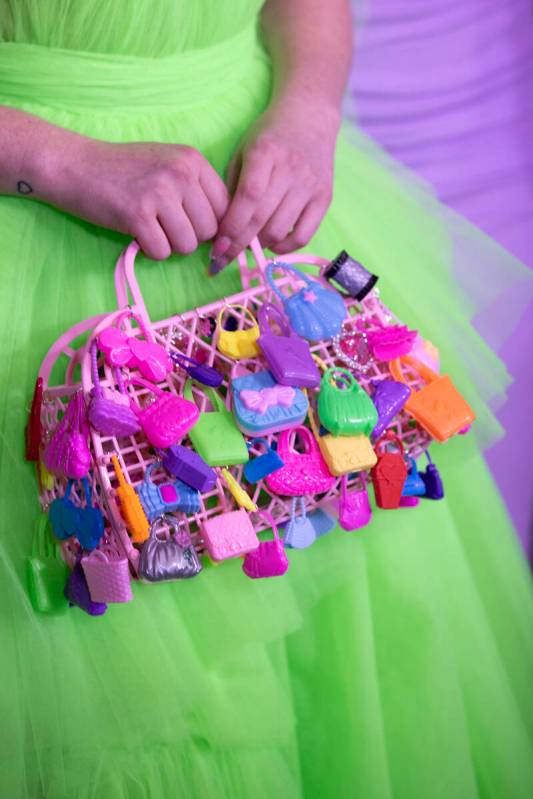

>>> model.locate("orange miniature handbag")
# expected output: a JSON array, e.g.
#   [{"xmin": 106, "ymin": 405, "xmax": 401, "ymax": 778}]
[
  {"xmin": 111, "ymin": 455, "xmax": 149, "ymax": 543},
  {"xmin": 389, "ymin": 356, "xmax": 475, "ymax": 442}
]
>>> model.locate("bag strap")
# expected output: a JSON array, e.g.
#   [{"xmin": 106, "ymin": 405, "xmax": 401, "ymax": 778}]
[
  {"xmin": 321, "ymin": 367, "xmax": 357, "ymax": 392},
  {"xmin": 278, "ymin": 425, "xmax": 315, "ymax": 460},
  {"xmin": 265, "ymin": 261, "xmax": 317, "ymax": 301},
  {"xmin": 257, "ymin": 302, "xmax": 293, "ymax": 337},
  {"xmin": 216, "ymin": 304, "xmax": 259, "ymax": 333},
  {"xmin": 374, "ymin": 430, "xmax": 405, "ymax": 457},
  {"xmin": 255, "ymin": 510, "xmax": 280, "ymax": 542},
  {"xmin": 81, "ymin": 476, "xmax": 92, "ymax": 508},
  {"xmin": 389, "ymin": 355, "xmax": 438, "ymax": 387},
  {"xmin": 183, "ymin": 380, "xmax": 227, "ymax": 413},
  {"xmin": 39, "ymin": 315, "xmax": 108, "ymax": 388}
]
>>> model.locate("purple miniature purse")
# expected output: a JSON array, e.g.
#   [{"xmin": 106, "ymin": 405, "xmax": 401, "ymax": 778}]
[
  {"xmin": 88, "ymin": 343, "xmax": 141, "ymax": 437},
  {"xmin": 338, "ymin": 474, "xmax": 372, "ymax": 531},
  {"xmin": 242, "ymin": 511, "xmax": 289, "ymax": 579},
  {"xmin": 43, "ymin": 390, "xmax": 91, "ymax": 479},
  {"xmin": 64, "ymin": 558, "xmax": 107, "ymax": 616},
  {"xmin": 160, "ymin": 444, "xmax": 217, "ymax": 493},
  {"xmin": 257, "ymin": 303, "xmax": 320, "ymax": 388},
  {"xmin": 370, "ymin": 379, "xmax": 411, "ymax": 439}
]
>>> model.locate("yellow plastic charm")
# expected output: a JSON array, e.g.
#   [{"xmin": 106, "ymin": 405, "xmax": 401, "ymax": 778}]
[
  {"xmin": 308, "ymin": 402, "xmax": 377, "ymax": 475},
  {"xmin": 221, "ymin": 468, "xmax": 257, "ymax": 512},
  {"xmin": 111, "ymin": 455, "xmax": 149, "ymax": 543},
  {"xmin": 216, "ymin": 305, "xmax": 260, "ymax": 360},
  {"xmin": 38, "ymin": 460, "xmax": 55, "ymax": 491}
]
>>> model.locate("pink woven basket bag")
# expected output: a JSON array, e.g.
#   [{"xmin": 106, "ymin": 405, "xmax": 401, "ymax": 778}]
[{"xmin": 28, "ymin": 236, "xmax": 455, "ymax": 613}]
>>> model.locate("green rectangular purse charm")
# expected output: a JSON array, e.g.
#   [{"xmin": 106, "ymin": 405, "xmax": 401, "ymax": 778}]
[
  {"xmin": 27, "ymin": 513, "xmax": 69, "ymax": 614},
  {"xmin": 183, "ymin": 381, "xmax": 249, "ymax": 467},
  {"xmin": 317, "ymin": 367, "xmax": 378, "ymax": 437}
]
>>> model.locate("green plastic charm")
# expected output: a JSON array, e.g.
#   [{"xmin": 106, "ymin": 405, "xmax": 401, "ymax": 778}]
[
  {"xmin": 317, "ymin": 367, "xmax": 378, "ymax": 437},
  {"xmin": 26, "ymin": 513, "xmax": 69, "ymax": 614},
  {"xmin": 183, "ymin": 381, "xmax": 249, "ymax": 466}
]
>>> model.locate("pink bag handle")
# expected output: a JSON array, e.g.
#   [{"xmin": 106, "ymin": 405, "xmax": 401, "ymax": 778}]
[
  {"xmin": 91, "ymin": 342, "xmax": 128, "ymax": 398},
  {"xmin": 257, "ymin": 302, "xmax": 293, "ymax": 337},
  {"xmin": 277, "ymin": 425, "xmax": 316, "ymax": 461},
  {"xmin": 124, "ymin": 376, "xmax": 167, "ymax": 416},
  {"xmin": 254, "ymin": 510, "xmax": 281, "ymax": 542},
  {"xmin": 341, "ymin": 472, "xmax": 367, "ymax": 502},
  {"xmin": 39, "ymin": 315, "xmax": 107, "ymax": 388}
]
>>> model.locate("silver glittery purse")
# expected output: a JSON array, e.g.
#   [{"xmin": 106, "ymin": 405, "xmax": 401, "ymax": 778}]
[{"xmin": 138, "ymin": 515, "xmax": 202, "ymax": 583}]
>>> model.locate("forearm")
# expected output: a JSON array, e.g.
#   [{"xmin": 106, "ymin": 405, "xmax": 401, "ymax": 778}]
[
  {"xmin": 260, "ymin": 0, "xmax": 353, "ymax": 118},
  {"xmin": 0, "ymin": 105, "xmax": 87, "ymax": 201}
]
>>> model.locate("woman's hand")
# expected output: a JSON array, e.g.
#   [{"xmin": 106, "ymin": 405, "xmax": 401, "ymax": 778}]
[
  {"xmin": 53, "ymin": 140, "xmax": 229, "ymax": 260},
  {"xmin": 210, "ymin": 95, "xmax": 340, "ymax": 273}
]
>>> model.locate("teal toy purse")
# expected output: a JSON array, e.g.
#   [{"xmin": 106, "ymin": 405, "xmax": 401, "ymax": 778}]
[{"xmin": 318, "ymin": 367, "xmax": 378, "ymax": 437}]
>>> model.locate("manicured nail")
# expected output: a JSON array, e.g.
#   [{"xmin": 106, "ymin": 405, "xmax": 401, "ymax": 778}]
[
  {"xmin": 208, "ymin": 256, "xmax": 229, "ymax": 276},
  {"xmin": 210, "ymin": 236, "xmax": 231, "ymax": 259}
]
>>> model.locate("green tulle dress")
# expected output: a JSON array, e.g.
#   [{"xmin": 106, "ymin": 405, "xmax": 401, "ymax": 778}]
[{"xmin": 0, "ymin": 2, "xmax": 532, "ymax": 798}]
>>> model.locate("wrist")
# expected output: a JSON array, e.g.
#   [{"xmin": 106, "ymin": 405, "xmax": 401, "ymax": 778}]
[
  {"xmin": 27, "ymin": 125, "xmax": 92, "ymax": 206},
  {"xmin": 268, "ymin": 89, "xmax": 341, "ymax": 137}
]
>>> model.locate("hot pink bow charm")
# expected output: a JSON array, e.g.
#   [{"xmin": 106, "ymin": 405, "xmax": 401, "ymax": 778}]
[
  {"xmin": 97, "ymin": 312, "xmax": 172, "ymax": 382},
  {"xmin": 240, "ymin": 385, "xmax": 295, "ymax": 415}
]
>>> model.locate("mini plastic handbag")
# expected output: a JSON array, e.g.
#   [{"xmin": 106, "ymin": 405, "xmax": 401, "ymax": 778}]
[
  {"xmin": 112, "ymin": 455, "xmax": 150, "ymax": 543},
  {"xmin": 390, "ymin": 356, "xmax": 476, "ymax": 442},
  {"xmin": 402, "ymin": 457, "xmax": 426, "ymax": 497},
  {"xmin": 201, "ymin": 507, "xmax": 259, "ymax": 562},
  {"xmin": 137, "ymin": 463, "xmax": 201, "ymax": 521},
  {"xmin": 266, "ymin": 261, "xmax": 346, "ymax": 341},
  {"xmin": 243, "ymin": 438, "xmax": 284, "ymax": 483},
  {"xmin": 161, "ymin": 444, "xmax": 217, "ymax": 492},
  {"xmin": 265, "ymin": 426, "xmax": 336, "ymax": 496},
  {"xmin": 183, "ymin": 381, "xmax": 249, "ymax": 466},
  {"xmin": 48, "ymin": 477, "xmax": 104, "ymax": 551},
  {"xmin": 128, "ymin": 376, "xmax": 199, "ymax": 449},
  {"xmin": 338, "ymin": 474, "xmax": 372, "ymax": 531},
  {"xmin": 371, "ymin": 431, "xmax": 408, "ymax": 509},
  {"xmin": 317, "ymin": 367, "xmax": 378, "ymax": 437},
  {"xmin": 308, "ymin": 400, "xmax": 377, "ymax": 476},
  {"xmin": 370, "ymin": 379, "xmax": 411, "ymax": 439},
  {"xmin": 64, "ymin": 557, "xmax": 107, "ymax": 616},
  {"xmin": 362, "ymin": 321, "xmax": 417, "ymax": 361},
  {"xmin": 216, "ymin": 305, "xmax": 260, "ymax": 360},
  {"xmin": 170, "ymin": 351, "xmax": 223, "ymax": 387},
  {"xmin": 420, "ymin": 451, "xmax": 445, "ymax": 500},
  {"xmin": 283, "ymin": 497, "xmax": 316, "ymax": 549},
  {"xmin": 98, "ymin": 309, "xmax": 173, "ymax": 382},
  {"xmin": 231, "ymin": 367, "xmax": 308, "ymax": 435},
  {"xmin": 81, "ymin": 545, "xmax": 133, "ymax": 603},
  {"xmin": 88, "ymin": 343, "xmax": 140, "ymax": 437},
  {"xmin": 138, "ymin": 515, "xmax": 202, "ymax": 582},
  {"xmin": 257, "ymin": 302, "xmax": 320, "ymax": 388},
  {"xmin": 26, "ymin": 513, "xmax": 69, "ymax": 614},
  {"xmin": 242, "ymin": 511, "xmax": 289, "ymax": 578},
  {"xmin": 43, "ymin": 390, "xmax": 91, "ymax": 479}
]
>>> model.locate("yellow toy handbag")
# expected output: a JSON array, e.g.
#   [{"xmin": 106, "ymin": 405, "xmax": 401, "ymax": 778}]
[
  {"xmin": 389, "ymin": 356, "xmax": 476, "ymax": 442},
  {"xmin": 216, "ymin": 305, "xmax": 260, "ymax": 360}
]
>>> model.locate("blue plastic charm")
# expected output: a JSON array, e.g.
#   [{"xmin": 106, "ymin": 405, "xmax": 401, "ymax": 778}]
[
  {"xmin": 137, "ymin": 463, "xmax": 201, "ymax": 521},
  {"xmin": 76, "ymin": 478, "xmax": 105, "ymax": 550},
  {"xmin": 232, "ymin": 369, "xmax": 308, "ymax": 436},
  {"xmin": 283, "ymin": 497, "xmax": 316, "ymax": 550},
  {"xmin": 308, "ymin": 507, "xmax": 336, "ymax": 538},
  {"xmin": 401, "ymin": 457, "xmax": 426, "ymax": 497},
  {"xmin": 243, "ymin": 438, "xmax": 284, "ymax": 484},
  {"xmin": 49, "ymin": 480, "xmax": 81, "ymax": 541},
  {"xmin": 266, "ymin": 261, "xmax": 346, "ymax": 341}
]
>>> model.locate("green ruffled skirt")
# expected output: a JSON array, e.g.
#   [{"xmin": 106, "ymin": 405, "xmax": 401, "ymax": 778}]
[{"xmin": 0, "ymin": 21, "xmax": 532, "ymax": 799}]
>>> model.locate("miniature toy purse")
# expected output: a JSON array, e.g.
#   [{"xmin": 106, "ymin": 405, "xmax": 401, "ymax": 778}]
[
  {"xmin": 216, "ymin": 305, "xmax": 260, "ymax": 360},
  {"xmin": 43, "ymin": 390, "xmax": 91, "ymax": 479},
  {"xmin": 112, "ymin": 455, "xmax": 149, "ymax": 543},
  {"xmin": 161, "ymin": 444, "xmax": 216, "ymax": 492},
  {"xmin": 49, "ymin": 479, "xmax": 81, "ymax": 540},
  {"xmin": 88, "ymin": 344, "xmax": 141, "ymax": 437},
  {"xmin": 420, "ymin": 451, "xmax": 445, "ymax": 500},
  {"xmin": 308, "ymin": 395, "xmax": 377, "ymax": 476},
  {"xmin": 170, "ymin": 351, "xmax": 223, "ymax": 387},
  {"xmin": 266, "ymin": 262, "xmax": 346, "ymax": 341},
  {"xmin": 27, "ymin": 513, "xmax": 68, "ymax": 614},
  {"xmin": 402, "ymin": 457, "xmax": 426, "ymax": 497},
  {"xmin": 283, "ymin": 497, "xmax": 316, "ymax": 549},
  {"xmin": 201, "ymin": 507, "xmax": 259, "ymax": 562},
  {"xmin": 81, "ymin": 545, "xmax": 133, "ymax": 603},
  {"xmin": 370, "ymin": 379, "xmax": 411, "ymax": 439},
  {"xmin": 318, "ymin": 367, "xmax": 378, "ymax": 437},
  {"xmin": 98, "ymin": 309, "xmax": 172, "ymax": 382},
  {"xmin": 137, "ymin": 463, "xmax": 201, "ymax": 521},
  {"xmin": 390, "ymin": 356, "xmax": 476, "ymax": 442},
  {"xmin": 138, "ymin": 515, "xmax": 202, "ymax": 582},
  {"xmin": 183, "ymin": 381, "xmax": 249, "ymax": 466},
  {"xmin": 257, "ymin": 302, "xmax": 320, "ymax": 388},
  {"xmin": 308, "ymin": 507, "xmax": 336, "ymax": 538},
  {"xmin": 64, "ymin": 557, "xmax": 107, "ymax": 616},
  {"xmin": 371, "ymin": 431, "xmax": 408, "ymax": 509},
  {"xmin": 265, "ymin": 426, "xmax": 335, "ymax": 496},
  {"xmin": 26, "ymin": 377, "xmax": 43, "ymax": 461},
  {"xmin": 242, "ymin": 511, "xmax": 289, "ymax": 579},
  {"xmin": 338, "ymin": 474, "xmax": 372, "ymax": 531},
  {"xmin": 243, "ymin": 438, "xmax": 284, "ymax": 483},
  {"xmin": 231, "ymin": 367, "xmax": 308, "ymax": 435},
  {"xmin": 128, "ymin": 376, "xmax": 199, "ymax": 448},
  {"xmin": 361, "ymin": 321, "xmax": 417, "ymax": 362}
]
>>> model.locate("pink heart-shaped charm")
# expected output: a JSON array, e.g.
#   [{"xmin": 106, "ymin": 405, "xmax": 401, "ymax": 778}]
[
  {"xmin": 128, "ymin": 338, "xmax": 172, "ymax": 382},
  {"xmin": 98, "ymin": 327, "xmax": 134, "ymax": 367}
]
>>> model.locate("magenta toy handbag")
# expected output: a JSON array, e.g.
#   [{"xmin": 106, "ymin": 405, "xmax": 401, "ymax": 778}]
[
  {"xmin": 338, "ymin": 474, "xmax": 372, "ymax": 531},
  {"xmin": 88, "ymin": 343, "xmax": 141, "ymax": 437},
  {"xmin": 128, "ymin": 376, "xmax": 199, "ymax": 448},
  {"xmin": 242, "ymin": 511, "xmax": 289, "ymax": 579},
  {"xmin": 265, "ymin": 426, "xmax": 336, "ymax": 496},
  {"xmin": 201, "ymin": 507, "xmax": 259, "ymax": 562},
  {"xmin": 43, "ymin": 390, "xmax": 91, "ymax": 479},
  {"xmin": 257, "ymin": 303, "xmax": 321, "ymax": 388},
  {"xmin": 98, "ymin": 309, "xmax": 172, "ymax": 382}
]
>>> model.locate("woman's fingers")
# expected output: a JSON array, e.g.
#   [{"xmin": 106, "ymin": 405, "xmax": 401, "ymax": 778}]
[
  {"xmin": 132, "ymin": 215, "xmax": 173, "ymax": 261},
  {"xmin": 268, "ymin": 192, "xmax": 332, "ymax": 254},
  {"xmin": 157, "ymin": 204, "xmax": 199, "ymax": 255},
  {"xmin": 259, "ymin": 187, "xmax": 313, "ymax": 252}
]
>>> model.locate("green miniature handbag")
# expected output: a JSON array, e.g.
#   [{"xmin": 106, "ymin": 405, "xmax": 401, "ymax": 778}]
[
  {"xmin": 183, "ymin": 381, "xmax": 249, "ymax": 467},
  {"xmin": 26, "ymin": 513, "xmax": 69, "ymax": 614},
  {"xmin": 317, "ymin": 367, "xmax": 378, "ymax": 437}
]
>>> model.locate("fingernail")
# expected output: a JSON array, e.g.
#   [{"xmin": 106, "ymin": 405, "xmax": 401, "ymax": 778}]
[
  {"xmin": 208, "ymin": 256, "xmax": 229, "ymax": 276},
  {"xmin": 210, "ymin": 236, "xmax": 231, "ymax": 259}
]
